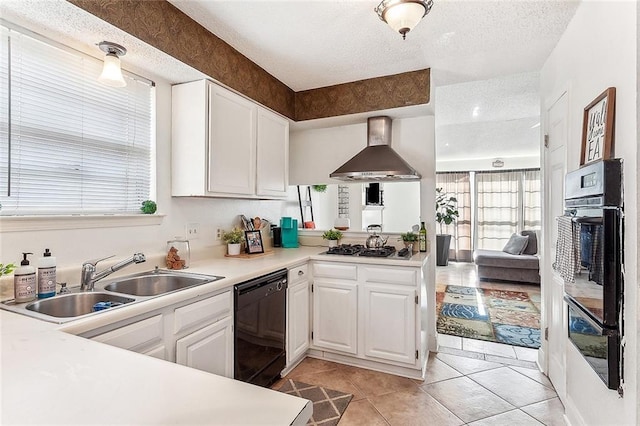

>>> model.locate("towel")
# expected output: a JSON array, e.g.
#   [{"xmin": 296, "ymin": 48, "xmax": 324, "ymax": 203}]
[{"xmin": 553, "ymin": 216, "xmax": 581, "ymax": 283}]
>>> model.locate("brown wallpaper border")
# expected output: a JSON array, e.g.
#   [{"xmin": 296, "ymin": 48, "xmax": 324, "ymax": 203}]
[
  {"xmin": 67, "ymin": 0, "xmax": 430, "ymax": 121},
  {"xmin": 294, "ymin": 69, "xmax": 430, "ymax": 121}
]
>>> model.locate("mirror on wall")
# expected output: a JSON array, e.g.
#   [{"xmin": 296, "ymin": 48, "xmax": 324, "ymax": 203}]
[{"xmin": 285, "ymin": 182, "xmax": 421, "ymax": 233}]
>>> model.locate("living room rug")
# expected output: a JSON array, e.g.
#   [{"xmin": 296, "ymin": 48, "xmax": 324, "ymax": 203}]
[
  {"xmin": 437, "ymin": 284, "xmax": 541, "ymax": 349},
  {"xmin": 278, "ymin": 379, "xmax": 352, "ymax": 426}
]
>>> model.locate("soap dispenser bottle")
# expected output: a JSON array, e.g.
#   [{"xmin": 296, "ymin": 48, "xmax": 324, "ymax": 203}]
[
  {"xmin": 37, "ymin": 248, "xmax": 56, "ymax": 299},
  {"xmin": 14, "ymin": 252, "xmax": 36, "ymax": 303}
]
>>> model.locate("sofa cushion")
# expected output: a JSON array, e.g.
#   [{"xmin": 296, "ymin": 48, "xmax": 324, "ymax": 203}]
[
  {"xmin": 474, "ymin": 249, "xmax": 539, "ymax": 270},
  {"xmin": 521, "ymin": 230, "xmax": 538, "ymax": 255},
  {"xmin": 502, "ymin": 233, "xmax": 529, "ymax": 255}
]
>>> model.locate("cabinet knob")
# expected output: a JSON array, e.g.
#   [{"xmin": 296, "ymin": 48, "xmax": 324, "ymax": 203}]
[{"xmin": 298, "ymin": 270, "xmax": 304, "ymax": 276}]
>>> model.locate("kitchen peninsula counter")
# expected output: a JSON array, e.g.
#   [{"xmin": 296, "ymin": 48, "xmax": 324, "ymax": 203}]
[{"xmin": 1, "ymin": 246, "xmax": 429, "ymax": 425}]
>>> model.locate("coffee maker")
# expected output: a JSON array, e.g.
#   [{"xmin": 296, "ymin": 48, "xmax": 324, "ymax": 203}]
[{"xmin": 280, "ymin": 217, "xmax": 299, "ymax": 248}]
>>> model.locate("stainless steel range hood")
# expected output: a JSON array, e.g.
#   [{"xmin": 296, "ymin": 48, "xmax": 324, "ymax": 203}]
[{"xmin": 330, "ymin": 116, "xmax": 421, "ymax": 181}]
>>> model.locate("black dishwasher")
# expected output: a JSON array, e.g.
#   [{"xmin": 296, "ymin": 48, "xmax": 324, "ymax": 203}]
[{"xmin": 234, "ymin": 269, "xmax": 287, "ymax": 387}]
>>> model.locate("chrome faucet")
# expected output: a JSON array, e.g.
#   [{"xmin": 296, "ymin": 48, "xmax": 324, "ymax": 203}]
[{"xmin": 80, "ymin": 253, "xmax": 146, "ymax": 291}]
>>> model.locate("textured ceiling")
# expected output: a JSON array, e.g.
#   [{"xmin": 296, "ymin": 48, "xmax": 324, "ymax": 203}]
[
  {"xmin": 435, "ymin": 72, "xmax": 541, "ymax": 162},
  {"xmin": 0, "ymin": 0, "xmax": 207, "ymax": 85},
  {"xmin": 168, "ymin": 0, "xmax": 579, "ymax": 91},
  {"xmin": 1, "ymin": 0, "xmax": 578, "ymax": 163}
]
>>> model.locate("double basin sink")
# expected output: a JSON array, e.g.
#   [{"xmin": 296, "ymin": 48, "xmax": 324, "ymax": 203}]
[{"xmin": 3, "ymin": 269, "xmax": 224, "ymax": 323}]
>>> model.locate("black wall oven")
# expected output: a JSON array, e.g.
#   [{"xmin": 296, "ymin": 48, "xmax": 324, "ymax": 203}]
[
  {"xmin": 563, "ymin": 159, "xmax": 623, "ymax": 391},
  {"xmin": 234, "ymin": 269, "xmax": 287, "ymax": 387}
]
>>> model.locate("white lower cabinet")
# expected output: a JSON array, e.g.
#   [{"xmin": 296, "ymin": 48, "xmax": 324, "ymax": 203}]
[
  {"xmin": 362, "ymin": 283, "xmax": 416, "ymax": 364},
  {"xmin": 311, "ymin": 261, "xmax": 420, "ymax": 369},
  {"xmin": 92, "ymin": 314, "xmax": 166, "ymax": 360},
  {"xmin": 287, "ymin": 279, "xmax": 310, "ymax": 365},
  {"xmin": 312, "ymin": 279, "xmax": 358, "ymax": 354},
  {"xmin": 89, "ymin": 290, "xmax": 234, "ymax": 378},
  {"xmin": 176, "ymin": 316, "xmax": 233, "ymax": 377}
]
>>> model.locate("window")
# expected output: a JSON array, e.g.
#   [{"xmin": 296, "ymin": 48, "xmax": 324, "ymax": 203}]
[
  {"xmin": 475, "ymin": 169, "xmax": 541, "ymax": 250},
  {"xmin": 436, "ymin": 169, "xmax": 542, "ymax": 254},
  {"xmin": 0, "ymin": 24, "xmax": 154, "ymax": 216},
  {"xmin": 436, "ymin": 172, "xmax": 472, "ymax": 262}
]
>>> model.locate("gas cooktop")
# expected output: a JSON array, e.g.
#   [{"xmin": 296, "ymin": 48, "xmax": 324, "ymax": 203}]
[{"xmin": 325, "ymin": 244, "xmax": 410, "ymax": 258}]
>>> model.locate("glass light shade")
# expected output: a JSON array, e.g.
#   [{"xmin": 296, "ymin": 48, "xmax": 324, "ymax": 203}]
[
  {"xmin": 383, "ymin": 2, "xmax": 426, "ymax": 35},
  {"xmin": 98, "ymin": 53, "xmax": 126, "ymax": 87}
]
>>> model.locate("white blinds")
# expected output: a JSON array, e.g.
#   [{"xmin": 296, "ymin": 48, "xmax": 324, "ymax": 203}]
[{"xmin": 0, "ymin": 25, "xmax": 153, "ymax": 215}]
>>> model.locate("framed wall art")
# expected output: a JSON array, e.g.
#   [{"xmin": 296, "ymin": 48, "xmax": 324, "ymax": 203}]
[
  {"xmin": 245, "ymin": 230, "xmax": 264, "ymax": 254},
  {"xmin": 580, "ymin": 87, "xmax": 616, "ymax": 166}
]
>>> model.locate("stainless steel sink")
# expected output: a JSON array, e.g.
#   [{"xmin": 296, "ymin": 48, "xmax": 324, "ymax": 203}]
[
  {"xmin": 25, "ymin": 292, "xmax": 135, "ymax": 318},
  {"xmin": 102, "ymin": 270, "xmax": 221, "ymax": 296},
  {"xmin": 1, "ymin": 269, "xmax": 224, "ymax": 323}
]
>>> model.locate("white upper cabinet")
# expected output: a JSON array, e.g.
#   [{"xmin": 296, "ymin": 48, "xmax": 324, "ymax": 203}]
[
  {"xmin": 256, "ymin": 108, "xmax": 289, "ymax": 197},
  {"xmin": 172, "ymin": 80, "xmax": 289, "ymax": 199},
  {"xmin": 207, "ymin": 84, "xmax": 257, "ymax": 195}
]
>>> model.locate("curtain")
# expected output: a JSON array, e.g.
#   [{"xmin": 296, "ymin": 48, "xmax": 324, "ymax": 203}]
[
  {"xmin": 436, "ymin": 172, "xmax": 472, "ymax": 262},
  {"xmin": 475, "ymin": 171, "xmax": 521, "ymax": 250},
  {"xmin": 523, "ymin": 169, "xmax": 542, "ymax": 230},
  {"xmin": 475, "ymin": 169, "xmax": 542, "ymax": 250}
]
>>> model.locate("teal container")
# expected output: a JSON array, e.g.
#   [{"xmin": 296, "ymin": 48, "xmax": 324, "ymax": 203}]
[{"xmin": 280, "ymin": 217, "xmax": 299, "ymax": 248}]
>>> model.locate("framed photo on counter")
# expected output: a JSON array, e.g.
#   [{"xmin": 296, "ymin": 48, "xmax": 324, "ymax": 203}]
[
  {"xmin": 580, "ymin": 87, "xmax": 616, "ymax": 166},
  {"xmin": 245, "ymin": 230, "xmax": 264, "ymax": 254}
]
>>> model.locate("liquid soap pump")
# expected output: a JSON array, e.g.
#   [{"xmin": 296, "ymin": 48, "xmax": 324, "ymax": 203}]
[
  {"xmin": 37, "ymin": 248, "xmax": 57, "ymax": 299},
  {"xmin": 14, "ymin": 252, "xmax": 36, "ymax": 303}
]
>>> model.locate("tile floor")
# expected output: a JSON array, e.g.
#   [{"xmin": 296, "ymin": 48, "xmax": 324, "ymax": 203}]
[
  {"xmin": 277, "ymin": 352, "xmax": 564, "ymax": 425},
  {"xmin": 274, "ymin": 262, "xmax": 564, "ymax": 425}
]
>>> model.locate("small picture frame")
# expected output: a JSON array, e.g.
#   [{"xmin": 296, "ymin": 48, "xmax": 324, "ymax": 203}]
[
  {"xmin": 245, "ymin": 230, "xmax": 264, "ymax": 254},
  {"xmin": 580, "ymin": 87, "xmax": 616, "ymax": 166}
]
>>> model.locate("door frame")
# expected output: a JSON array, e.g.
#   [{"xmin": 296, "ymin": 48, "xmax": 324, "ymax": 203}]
[{"xmin": 539, "ymin": 84, "xmax": 571, "ymax": 402}]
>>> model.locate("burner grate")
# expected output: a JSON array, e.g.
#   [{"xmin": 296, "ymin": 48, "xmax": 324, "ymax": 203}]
[
  {"xmin": 326, "ymin": 244, "xmax": 364, "ymax": 256},
  {"xmin": 359, "ymin": 246, "xmax": 396, "ymax": 257}
]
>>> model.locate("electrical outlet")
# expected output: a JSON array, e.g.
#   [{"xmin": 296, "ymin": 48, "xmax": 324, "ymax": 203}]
[
  {"xmin": 186, "ymin": 223, "xmax": 200, "ymax": 239},
  {"xmin": 216, "ymin": 228, "xmax": 223, "ymax": 241}
]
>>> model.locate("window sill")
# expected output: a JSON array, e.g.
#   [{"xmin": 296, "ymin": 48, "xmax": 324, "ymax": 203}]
[{"xmin": 0, "ymin": 214, "xmax": 165, "ymax": 232}]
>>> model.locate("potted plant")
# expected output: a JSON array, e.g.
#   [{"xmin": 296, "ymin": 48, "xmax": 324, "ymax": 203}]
[
  {"xmin": 435, "ymin": 187, "xmax": 459, "ymax": 266},
  {"xmin": 222, "ymin": 227, "xmax": 245, "ymax": 256},
  {"xmin": 0, "ymin": 263, "xmax": 15, "ymax": 277},
  {"xmin": 399, "ymin": 232, "xmax": 419, "ymax": 253},
  {"xmin": 140, "ymin": 200, "xmax": 157, "ymax": 214},
  {"xmin": 322, "ymin": 229, "xmax": 343, "ymax": 247}
]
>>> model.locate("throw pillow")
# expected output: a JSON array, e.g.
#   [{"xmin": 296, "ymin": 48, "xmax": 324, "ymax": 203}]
[
  {"xmin": 521, "ymin": 230, "xmax": 538, "ymax": 255},
  {"xmin": 502, "ymin": 233, "xmax": 529, "ymax": 255}
]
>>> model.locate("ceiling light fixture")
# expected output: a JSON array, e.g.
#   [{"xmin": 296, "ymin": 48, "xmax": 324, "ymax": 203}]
[
  {"xmin": 374, "ymin": 0, "xmax": 434, "ymax": 40},
  {"xmin": 492, "ymin": 159, "xmax": 505, "ymax": 168},
  {"xmin": 97, "ymin": 41, "xmax": 127, "ymax": 87}
]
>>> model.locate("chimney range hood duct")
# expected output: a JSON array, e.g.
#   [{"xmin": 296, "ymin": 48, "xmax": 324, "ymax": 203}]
[{"xmin": 330, "ymin": 116, "xmax": 422, "ymax": 181}]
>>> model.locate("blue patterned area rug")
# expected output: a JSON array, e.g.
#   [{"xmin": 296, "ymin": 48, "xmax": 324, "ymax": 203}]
[{"xmin": 436, "ymin": 285, "xmax": 541, "ymax": 349}]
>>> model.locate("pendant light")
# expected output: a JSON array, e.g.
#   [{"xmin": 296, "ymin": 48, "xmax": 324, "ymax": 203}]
[
  {"xmin": 375, "ymin": 0, "xmax": 434, "ymax": 40},
  {"xmin": 97, "ymin": 41, "xmax": 127, "ymax": 87}
]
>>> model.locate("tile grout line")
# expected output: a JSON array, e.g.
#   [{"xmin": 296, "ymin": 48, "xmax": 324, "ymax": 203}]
[
  {"xmin": 506, "ymin": 365, "xmax": 557, "ymax": 390},
  {"xmin": 418, "ymin": 378, "xmax": 516, "ymax": 425}
]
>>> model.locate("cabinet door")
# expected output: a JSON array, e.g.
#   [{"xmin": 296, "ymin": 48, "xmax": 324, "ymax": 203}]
[
  {"xmin": 176, "ymin": 316, "xmax": 233, "ymax": 378},
  {"xmin": 363, "ymin": 284, "xmax": 416, "ymax": 364},
  {"xmin": 256, "ymin": 108, "xmax": 289, "ymax": 197},
  {"xmin": 312, "ymin": 279, "xmax": 357, "ymax": 354},
  {"xmin": 207, "ymin": 84, "xmax": 256, "ymax": 195},
  {"xmin": 93, "ymin": 314, "xmax": 165, "ymax": 359},
  {"xmin": 287, "ymin": 280, "xmax": 310, "ymax": 365}
]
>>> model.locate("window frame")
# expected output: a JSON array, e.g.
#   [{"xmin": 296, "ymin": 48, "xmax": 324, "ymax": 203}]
[{"xmin": 0, "ymin": 20, "xmax": 158, "ymax": 224}]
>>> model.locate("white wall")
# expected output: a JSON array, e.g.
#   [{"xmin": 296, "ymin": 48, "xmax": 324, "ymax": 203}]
[
  {"xmin": 540, "ymin": 2, "xmax": 638, "ymax": 424},
  {"xmin": 0, "ymin": 79, "xmax": 288, "ymax": 274},
  {"xmin": 289, "ymin": 123, "xmax": 365, "ymax": 185},
  {"xmin": 436, "ymin": 154, "xmax": 540, "ymax": 172}
]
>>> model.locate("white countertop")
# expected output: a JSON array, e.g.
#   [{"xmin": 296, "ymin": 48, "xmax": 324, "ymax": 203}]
[{"xmin": 1, "ymin": 246, "xmax": 428, "ymax": 425}]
